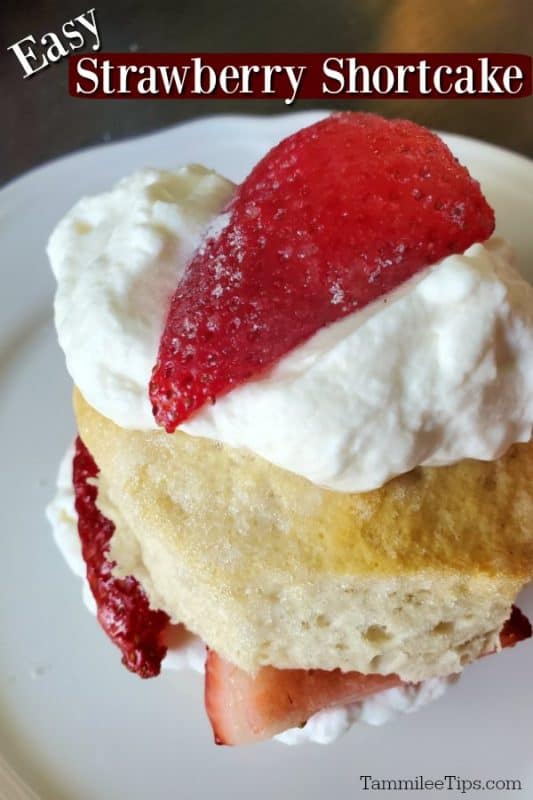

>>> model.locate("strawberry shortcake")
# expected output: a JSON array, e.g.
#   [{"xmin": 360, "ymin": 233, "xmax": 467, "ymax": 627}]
[{"xmin": 47, "ymin": 113, "xmax": 533, "ymax": 745}]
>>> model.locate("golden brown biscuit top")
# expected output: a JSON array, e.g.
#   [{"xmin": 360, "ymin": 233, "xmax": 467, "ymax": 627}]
[{"xmin": 74, "ymin": 388, "xmax": 533, "ymax": 584}]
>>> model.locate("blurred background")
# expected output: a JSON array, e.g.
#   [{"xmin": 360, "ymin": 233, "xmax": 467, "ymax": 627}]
[{"xmin": 1, "ymin": 0, "xmax": 532, "ymax": 186}]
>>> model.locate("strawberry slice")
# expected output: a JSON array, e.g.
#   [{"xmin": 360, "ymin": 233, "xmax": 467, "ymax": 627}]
[
  {"xmin": 205, "ymin": 651, "xmax": 401, "ymax": 746},
  {"xmin": 151, "ymin": 112, "xmax": 495, "ymax": 431},
  {"xmin": 205, "ymin": 607, "xmax": 530, "ymax": 745},
  {"xmin": 499, "ymin": 605, "xmax": 532, "ymax": 648},
  {"xmin": 73, "ymin": 437, "xmax": 170, "ymax": 677}
]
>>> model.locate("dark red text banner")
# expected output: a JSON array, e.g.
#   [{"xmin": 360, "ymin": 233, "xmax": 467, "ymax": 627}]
[{"xmin": 69, "ymin": 53, "xmax": 532, "ymax": 102}]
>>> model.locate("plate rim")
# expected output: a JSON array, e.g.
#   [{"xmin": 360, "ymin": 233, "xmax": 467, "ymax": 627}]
[{"xmin": 2, "ymin": 110, "xmax": 533, "ymax": 200}]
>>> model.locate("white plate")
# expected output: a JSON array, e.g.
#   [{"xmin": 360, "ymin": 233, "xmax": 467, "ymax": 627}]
[{"xmin": 1, "ymin": 112, "xmax": 533, "ymax": 800}]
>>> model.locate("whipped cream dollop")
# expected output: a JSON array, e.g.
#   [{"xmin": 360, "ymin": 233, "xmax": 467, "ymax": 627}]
[
  {"xmin": 49, "ymin": 166, "xmax": 235, "ymax": 429},
  {"xmin": 47, "ymin": 446, "xmax": 452, "ymax": 745},
  {"xmin": 48, "ymin": 166, "xmax": 533, "ymax": 492}
]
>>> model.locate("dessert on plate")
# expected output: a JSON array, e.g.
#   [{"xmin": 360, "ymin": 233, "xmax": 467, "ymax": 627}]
[{"xmin": 47, "ymin": 113, "xmax": 533, "ymax": 745}]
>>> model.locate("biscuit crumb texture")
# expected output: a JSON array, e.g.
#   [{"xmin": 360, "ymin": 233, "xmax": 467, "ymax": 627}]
[{"xmin": 74, "ymin": 389, "xmax": 533, "ymax": 681}]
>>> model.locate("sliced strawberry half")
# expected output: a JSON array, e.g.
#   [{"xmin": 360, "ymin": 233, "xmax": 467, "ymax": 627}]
[
  {"xmin": 151, "ymin": 112, "xmax": 495, "ymax": 431},
  {"xmin": 499, "ymin": 605, "xmax": 532, "ymax": 648},
  {"xmin": 205, "ymin": 607, "xmax": 530, "ymax": 745},
  {"xmin": 205, "ymin": 651, "xmax": 401, "ymax": 746},
  {"xmin": 73, "ymin": 437, "xmax": 170, "ymax": 677}
]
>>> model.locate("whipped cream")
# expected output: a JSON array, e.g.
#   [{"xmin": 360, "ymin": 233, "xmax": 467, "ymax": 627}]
[
  {"xmin": 48, "ymin": 166, "xmax": 235, "ymax": 429},
  {"xmin": 47, "ymin": 445, "xmax": 452, "ymax": 745},
  {"xmin": 48, "ymin": 166, "xmax": 533, "ymax": 492},
  {"xmin": 275, "ymin": 677, "xmax": 451, "ymax": 745}
]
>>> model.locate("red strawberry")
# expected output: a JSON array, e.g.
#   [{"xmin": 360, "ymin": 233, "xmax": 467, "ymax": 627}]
[
  {"xmin": 205, "ymin": 607, "xmax": 530, "ymax": 745},
  {"xmin": 499, "ymin": 605, "xmax": 532, "ymax": 648},
  {"xmin": 73, "ymin": 437, "xmax": 170, "ymax": 677},
  {"xmin": 151, "ymin": 112, "xmax": 495, "ymax": 431},
  {"xmin": 205, "ymin": 652, "xmax": 402, "ymax": 745}
]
